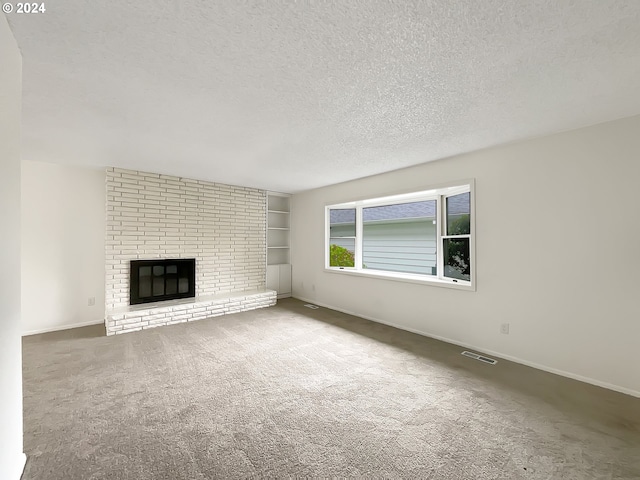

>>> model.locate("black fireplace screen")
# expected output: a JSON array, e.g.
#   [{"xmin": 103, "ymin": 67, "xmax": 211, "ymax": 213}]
[{"xmin": 130, "ymin": 259, "xmax": 196, "ymax": 305}]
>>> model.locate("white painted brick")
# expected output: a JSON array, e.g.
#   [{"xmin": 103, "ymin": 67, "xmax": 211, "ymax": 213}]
[
  {"xmin": 118, "ymin": 193, "xmax": 144, "ymax": 200},
  {"xmin": 114, "ymin": 186, "xmax": 140, "ymax": 194},
  {"xmin": 148, "ymin": 318, "xmax": 169, "ymax": 326},
  {"xmin": 165, "ymin": 318, "xmax": 187, "ymax": 325},
  {"xmin": 105, "ymin": 168, "xmax": 269, "ymax": 333},
  {"xmin": 115, "ymin": 327, "xmax": 141, "ymax": 334}
]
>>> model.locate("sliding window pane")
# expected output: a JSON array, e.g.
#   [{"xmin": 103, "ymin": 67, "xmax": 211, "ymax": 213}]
[
  {"xmin": 446, "ymin": 193, "xmax": 470, "ymax": 235},
  {"xmin": 329, "ymin": 209, "xmax": 355, "ymax": 237},
  {"xmin": 329, "ymin": 239, "xmax": 356, "ymax": 267},
  {"xmin": 443, "ymin": 238, "xmax": 470, "ymax": 281},
  {"xmin": 329, "ymin": 208, "xmax": 356, "ymax": 267}
]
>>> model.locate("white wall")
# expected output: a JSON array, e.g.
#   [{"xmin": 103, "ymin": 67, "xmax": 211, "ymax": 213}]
[
  {"xmin": 0, "ymin": 13, "xmax": 26, "ymax": 480},
  {"xmin": 21, "ymin": 161, "xmax": 106, "ymax": 335},
  {"xmin": 291, "ymin": 115, "xmax": 640, "ymax": 397}
]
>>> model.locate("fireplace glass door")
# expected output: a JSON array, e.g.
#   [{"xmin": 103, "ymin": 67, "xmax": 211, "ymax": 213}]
[{"xmin": 130, "ymin": 259, "xmax": 195, "ymax": 305}]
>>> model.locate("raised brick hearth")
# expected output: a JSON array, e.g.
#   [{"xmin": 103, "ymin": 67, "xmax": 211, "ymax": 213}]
[{"xmin": 105, "ymin": 289, "xmax": 276, "ymax": 335}]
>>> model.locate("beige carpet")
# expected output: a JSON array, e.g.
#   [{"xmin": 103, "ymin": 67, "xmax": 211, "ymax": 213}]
[{"xmin": 22, "ymin": 298, "xmax": 640, "ymax": 479}]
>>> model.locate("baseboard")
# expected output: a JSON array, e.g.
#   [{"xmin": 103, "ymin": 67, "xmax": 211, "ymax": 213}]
[
  {"xmin": 294, "ymin": 295, "xmax": 640, "ymax": 399},
  {"xmin": 4, "ymin": 452, "xmax": 26, "ymax": 480},
  {"xmin": 22, "ymin": 319, "xmax": 104, "ymax": 337}
]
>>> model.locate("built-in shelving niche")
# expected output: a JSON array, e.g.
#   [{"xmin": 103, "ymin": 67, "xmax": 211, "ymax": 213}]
[{"xmin": 266, "ymin": 193, "xmax": 291, "ymax": 298}]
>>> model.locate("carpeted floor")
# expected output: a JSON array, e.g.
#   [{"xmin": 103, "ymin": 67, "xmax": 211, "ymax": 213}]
[{"xmin": 21, "ymin": 298, "xmax": 640, "ymax": 479}]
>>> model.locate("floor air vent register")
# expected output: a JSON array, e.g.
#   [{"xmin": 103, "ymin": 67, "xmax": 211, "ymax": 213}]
[{"xmin": 461, "ymin": 350, "xmax": 498, "ymax": 365}]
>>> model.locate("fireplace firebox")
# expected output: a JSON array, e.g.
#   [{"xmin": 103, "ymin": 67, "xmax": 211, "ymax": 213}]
[{"xmin": 130, "ymin": 259, "xmax": 196, "ymax": 305}]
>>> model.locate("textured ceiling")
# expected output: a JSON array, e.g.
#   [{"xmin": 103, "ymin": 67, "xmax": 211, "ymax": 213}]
[{"xmin": 7, "ymin": 1, "xmax": 640, "ymax": 193}]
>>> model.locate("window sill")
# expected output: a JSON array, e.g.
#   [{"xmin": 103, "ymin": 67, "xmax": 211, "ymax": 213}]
[{"xmin": 323, "ymin": 267, "xmax": 475, "ymax": 291}]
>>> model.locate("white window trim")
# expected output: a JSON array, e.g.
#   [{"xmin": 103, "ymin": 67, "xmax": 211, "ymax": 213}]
[{"xmin": 325, "ymin": 179, "xmax": 476, "ymax": 291}]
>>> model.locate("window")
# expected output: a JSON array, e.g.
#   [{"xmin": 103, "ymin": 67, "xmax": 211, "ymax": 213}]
[
  {"xmin": 325, "ymin": 181, "xmax": 474, "ymax": 289},
  {"xmin": 442, "ymin": 192, "xmax": 471, "ymax": 281},
  {"xmin": 329, "ymin": 208, "xmax": 356, "ymax": 267},
  {"xmin": 363, "ymin": 200, "xmax": 437, "ymax": 275}
]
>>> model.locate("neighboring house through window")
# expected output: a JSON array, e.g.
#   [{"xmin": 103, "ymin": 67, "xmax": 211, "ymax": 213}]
[{"xmin": 326, "ymin": 181, "xmax": 474, "ymax": 290}]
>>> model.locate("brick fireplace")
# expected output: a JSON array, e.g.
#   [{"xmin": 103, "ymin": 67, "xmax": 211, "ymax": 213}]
[{"xmin": 104, "ymin": 168, "xmax": 275, "ymax": 335}]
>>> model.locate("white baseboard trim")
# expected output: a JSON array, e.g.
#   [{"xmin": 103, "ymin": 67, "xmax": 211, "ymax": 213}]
[
  {"xmin": 22, "ymin": 319, "xmax": 104, "ymax": 337},
  {"xmin": 294, "ymin": 295, "xmax": 640, "ymax": 399},
  {"xmin": 5, "ymin": 452, "xmax": 26, "ymax": 480}
]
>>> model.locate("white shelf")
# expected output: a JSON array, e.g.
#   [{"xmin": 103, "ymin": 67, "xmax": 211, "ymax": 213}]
[
  {"xmin": 266, "ymin": 193, "xmax": 292, "ymax": 292},
  {"xmin": 268, "ymin": 194, "xmax": 290, "ymax": 212},
  {"xmin": 268, "ymin": 210, "xmax": 289, "ymax": 229}
]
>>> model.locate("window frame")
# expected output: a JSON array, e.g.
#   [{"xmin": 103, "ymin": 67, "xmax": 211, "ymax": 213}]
[
  {"xmin": 325, "ymin": 180, "xmax": 475, "ymax": 291},
  {"xmin": 327, "ymin": 207, "xmax": 358, "ymax": 269}
]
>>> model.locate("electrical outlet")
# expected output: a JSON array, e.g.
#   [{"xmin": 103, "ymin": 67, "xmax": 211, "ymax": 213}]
[
  {"xmin": 500, "ymin": 323, "xmax": 510, "ymax": 334},
  {"xmin": 88, "ymin": 297, "xmax": 96, "ymax": 307}
]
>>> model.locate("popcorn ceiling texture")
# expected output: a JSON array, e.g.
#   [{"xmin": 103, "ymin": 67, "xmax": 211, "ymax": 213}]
[
  {"xmin": 8, "ymin": 1, "xmax": 640, "ymax": 192},
  {"xmin": 105, "ymin": 168, "xmax": 266, "ymax": 312}
]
